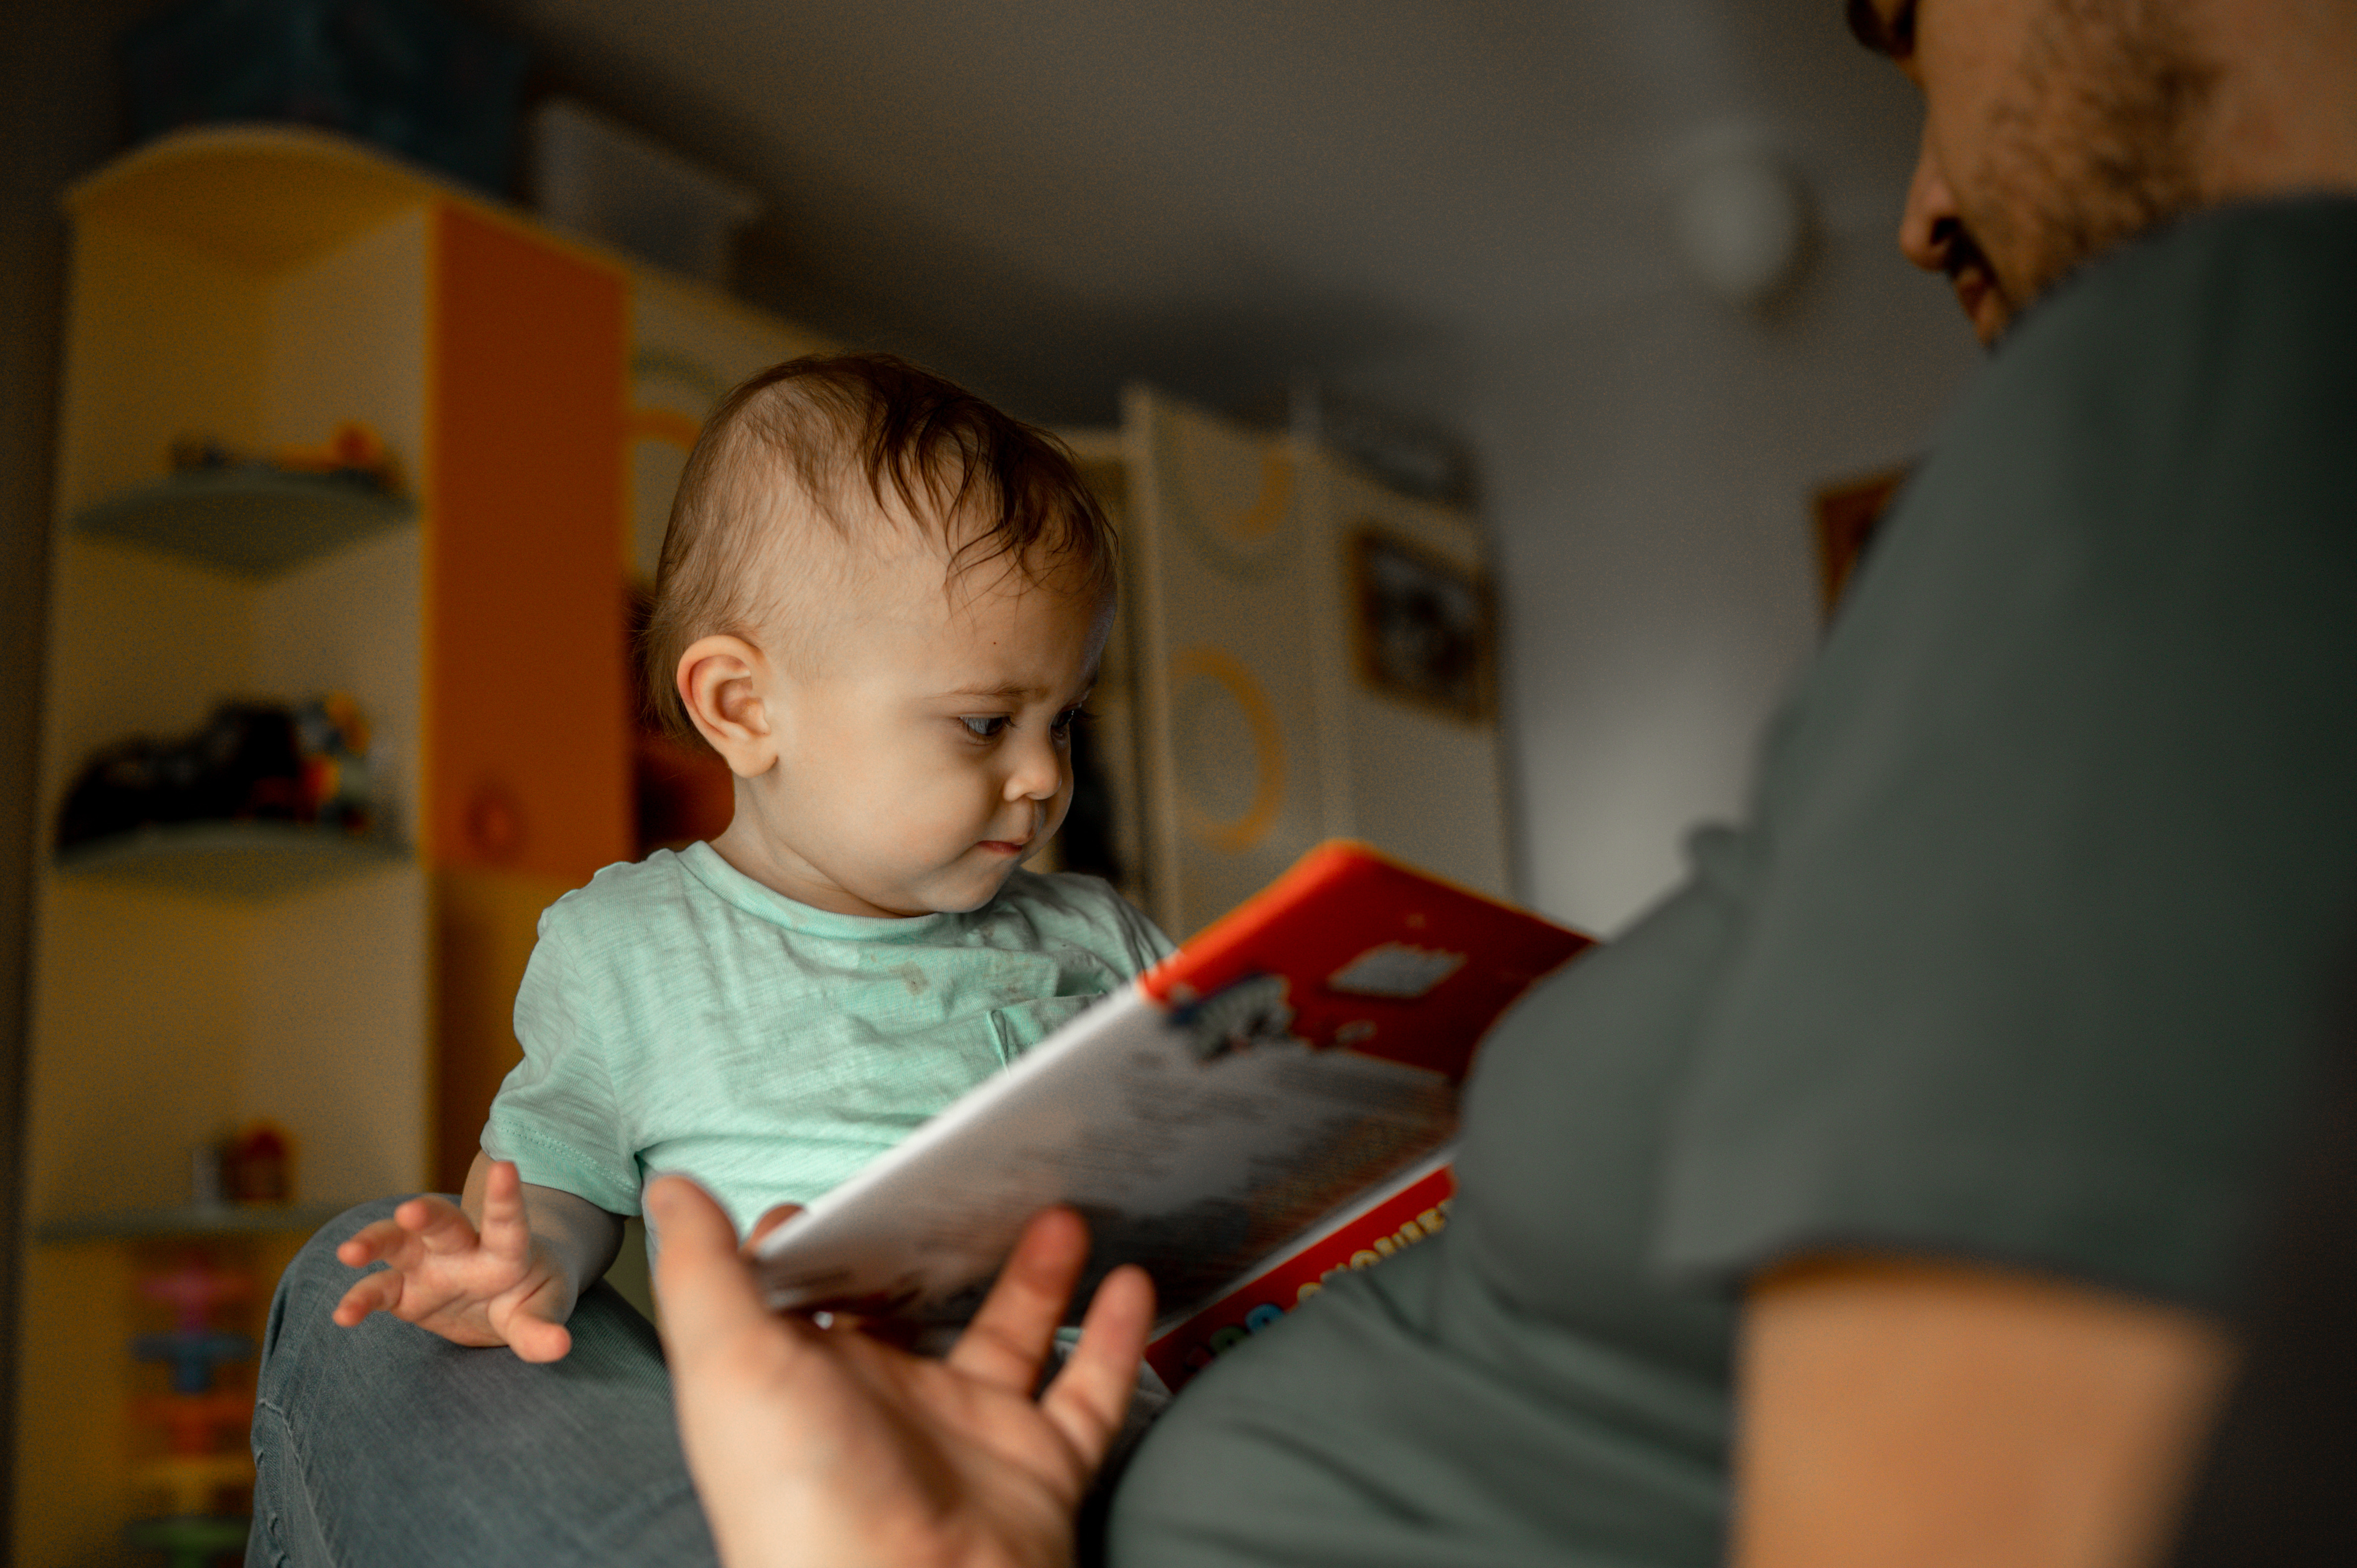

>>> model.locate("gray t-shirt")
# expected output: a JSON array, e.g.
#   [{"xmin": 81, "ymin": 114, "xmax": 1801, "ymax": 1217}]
[
  {"xmin": 1113, "ymin": 200, "xmax": 2357, "ymax": 1567},
  {"xmin": 481, "ymin": 842, "xmax": 1174, "ymax": 1237}
]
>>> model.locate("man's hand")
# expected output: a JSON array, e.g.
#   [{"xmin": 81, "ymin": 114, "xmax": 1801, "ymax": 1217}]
[
  {"xmin": 649, "ymin": 1173, "xmax": 1155, "ymax": 1568},
  {"xmin": 331, "ymin": 1159, "xmax": 581, "ymax": 1363}
]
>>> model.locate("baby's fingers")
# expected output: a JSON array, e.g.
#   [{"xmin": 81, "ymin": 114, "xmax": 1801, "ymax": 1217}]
[
  {"xmin": 503, "ymin": 1304, "xmax": 575, "ymax": 1363},
  {"xmin": 334, "ymin": 1214, "xmax": 414, "ymax": 1270},
  {"xmin": 330, "ymin": 1267, "xmax": 405, "ymax": 1328},
  {"xmin": 387, "ymin": 1193, "xmax": 484, "ymax": 1257},
  {"xmin": 487, "ymin": 1267, "xmax": 579, "ymax": 1363},
  {"xmin": 474, "ymin": 1161, "xmax": 535, "ymax": 1259},
  {"xmin": 334, "ymin": 1196, "xmax": 479, "ymax": 1286}
]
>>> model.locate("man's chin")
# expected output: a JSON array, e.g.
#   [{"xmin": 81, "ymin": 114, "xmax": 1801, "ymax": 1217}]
[{"xmin": 1954, "ymin": 270, "xmax": 2013, "ymax": 345}]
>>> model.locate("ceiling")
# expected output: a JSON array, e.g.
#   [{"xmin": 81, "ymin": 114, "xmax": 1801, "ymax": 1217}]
[{"xmin": 472, "ymin": 0, "xmax": 1930, "ymax": 424}]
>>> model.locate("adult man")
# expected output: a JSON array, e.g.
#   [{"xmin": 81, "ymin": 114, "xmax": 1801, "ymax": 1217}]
[{"xmin": 253, "ymin": 4, "xmax": 2357, "ymax": 1566}]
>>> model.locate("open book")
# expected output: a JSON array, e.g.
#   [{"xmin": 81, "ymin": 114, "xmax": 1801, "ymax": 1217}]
[{"xmin": 753, "ymin": 842, "xmax": 1592, "ymax": 1373}]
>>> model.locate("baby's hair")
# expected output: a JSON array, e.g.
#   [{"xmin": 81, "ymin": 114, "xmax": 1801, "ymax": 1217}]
[{"xmin": 642, "ymin": 352, "xmax": 1116, "ymax": 747}]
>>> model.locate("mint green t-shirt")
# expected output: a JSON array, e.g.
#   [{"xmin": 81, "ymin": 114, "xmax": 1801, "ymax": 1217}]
[{"xmin": 480, "ymin": 842, "xmax": 1175, "ymax": 1235}]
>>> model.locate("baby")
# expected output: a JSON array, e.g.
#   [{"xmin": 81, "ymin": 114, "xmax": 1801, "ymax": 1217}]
[{"xmin": 332, "ymin": 353, "xmax": 1174, "ymax": 1360}]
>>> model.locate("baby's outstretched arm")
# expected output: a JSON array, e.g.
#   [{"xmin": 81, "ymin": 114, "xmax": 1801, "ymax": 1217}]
[{"xmin": 330, "ymin": 1153, "xmax": 624, "ymax": 1363}]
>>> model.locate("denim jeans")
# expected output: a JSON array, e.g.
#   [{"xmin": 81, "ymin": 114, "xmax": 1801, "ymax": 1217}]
[{"xmin": 246, "ymin": 1199, "xmax": 719, "ymax": 1568}]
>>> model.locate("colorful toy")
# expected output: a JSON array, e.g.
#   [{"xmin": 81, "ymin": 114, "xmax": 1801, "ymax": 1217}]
[
  {"xmin": 139, "ymin": 1254, "xmax": 254, "ymax": 1332},
  {"xmin": 127, "ymin": 1251, "xmax": 262, "ymax": 1563},
  {"xmin": 293, "ymin": 695, "xmax": 373, "ymax": 833},
  {"xmin": 57, "ymin": 695, "xmax": 376, "ymax": 850},
  {"xmin": 132, "ymin": 1329, "xmax": 254, "ymax": 1398},
  {"xmin": 223, "ymin": 1122, "xmax": 295, "ymax": 1206},
  {"xmin": 125, "ymin": 1509, "xmax": 249, "ymax": 1568},
  {"xmin": 135, "ymin": 1391, "xmax": 255, "ymax": 1456},
  {"xmin": 167, "ymin": 420, "xmax": 402, "ymax": 495},
  {"xmin": 129, "ymin": 1450, "xmax": 256, "ymax": 1516},
  {"xmin": 273, "ymin": 421, "xmax": 394, "ymax": 483}
]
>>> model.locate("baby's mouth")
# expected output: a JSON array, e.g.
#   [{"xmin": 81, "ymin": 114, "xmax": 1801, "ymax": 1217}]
[
  {"xmin": 979, "ymin": 805, "xmax": 1047, "ymax": 855},
  {"xmin": 981, "ymin": 805, "xmax": 1048, "ymax": 856}
]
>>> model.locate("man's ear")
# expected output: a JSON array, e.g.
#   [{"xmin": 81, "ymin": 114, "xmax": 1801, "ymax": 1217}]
[{"xmin": 678, "ymin": 634, "xmax": 782, "ymax": 779}]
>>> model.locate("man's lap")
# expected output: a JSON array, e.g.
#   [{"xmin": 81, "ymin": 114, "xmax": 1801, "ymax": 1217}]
[{"xmin": 246, "ymin": 1197, "xmax": 717, "ymax": 1568}]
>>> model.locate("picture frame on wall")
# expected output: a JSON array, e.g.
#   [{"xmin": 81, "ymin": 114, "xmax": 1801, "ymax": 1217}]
[{"xmin": 1348, "ymin": 526, "xmax": 1497, "ymax": 723}]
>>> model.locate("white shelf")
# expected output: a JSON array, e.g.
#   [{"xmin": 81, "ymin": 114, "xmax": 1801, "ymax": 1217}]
[
  {"xmin": 69, "ymin": 470, "xmax": 414, "ymax": 578},
  {"xmin": 53, "ymin": 821, "xmax": 409, "ymax": 900}
]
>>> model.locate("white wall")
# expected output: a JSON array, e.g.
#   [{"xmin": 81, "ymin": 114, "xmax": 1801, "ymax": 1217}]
[{"xmin": 1354, "ymin": 229, "xmax": 1981, "ymax": 934}]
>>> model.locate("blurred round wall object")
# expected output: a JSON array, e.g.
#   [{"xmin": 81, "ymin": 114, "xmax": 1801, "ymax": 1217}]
[{"xmin": 1675, "ymin": 147, "xmax": 1816, "ymax": 309}]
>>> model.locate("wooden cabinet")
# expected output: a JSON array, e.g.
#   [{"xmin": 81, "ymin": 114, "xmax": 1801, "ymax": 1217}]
[
  {"xmin": 1070, "ymin": 388, "xmax": 1511, "ymax": 939},
  {"xmin": 15, "ymin": 125, "xmax": 832, "ymax": 1567}
]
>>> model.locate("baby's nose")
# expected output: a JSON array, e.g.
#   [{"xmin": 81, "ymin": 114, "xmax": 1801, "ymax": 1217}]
[{"xmin": 1004, "ymin": 738, "xmax": 1062, "ymax": 800}]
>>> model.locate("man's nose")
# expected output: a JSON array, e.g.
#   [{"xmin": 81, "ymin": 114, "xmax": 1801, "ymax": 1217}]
[{"xmin": 1898, "ymin": 125, "xmax": 1960, "ymax": 274}]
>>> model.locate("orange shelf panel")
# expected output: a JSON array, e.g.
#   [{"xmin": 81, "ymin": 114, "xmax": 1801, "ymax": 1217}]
[{"xmin": 425, "ymin": 205, "xmax": 631, "ymax": 884}]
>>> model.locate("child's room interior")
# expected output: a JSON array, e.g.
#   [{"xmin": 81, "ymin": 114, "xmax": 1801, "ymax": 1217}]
[{"xmin": 0, "ymin": 1, "xmax": 1984, "ymax": 1562}]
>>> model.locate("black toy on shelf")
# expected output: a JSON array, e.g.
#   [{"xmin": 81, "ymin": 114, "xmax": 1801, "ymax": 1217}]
[{"xmin": 54, "ymin": 696, "xmax": 398, "ymax": 899}]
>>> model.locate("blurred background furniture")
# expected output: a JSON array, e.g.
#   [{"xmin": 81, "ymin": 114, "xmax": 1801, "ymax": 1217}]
[{"xmin": 19, "ymin": 125, "xmax": 1502, "ymax": 1566}]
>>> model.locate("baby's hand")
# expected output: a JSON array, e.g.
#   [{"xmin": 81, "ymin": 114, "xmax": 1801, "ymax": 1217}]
[{"xmin": 331, "ymin": 1159, "xmax": 578, "ymax": 1362}]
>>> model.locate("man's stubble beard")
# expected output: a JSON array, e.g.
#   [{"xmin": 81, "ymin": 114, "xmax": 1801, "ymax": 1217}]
[{"xmin": 1971, "ymin": 0, "xmax": 2221, "ymax": 327}]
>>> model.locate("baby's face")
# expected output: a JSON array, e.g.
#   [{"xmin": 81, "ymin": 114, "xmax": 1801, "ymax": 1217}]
[{"xmin": 727, "ymin": 541, "xmax": 1110, "ymax": 918}]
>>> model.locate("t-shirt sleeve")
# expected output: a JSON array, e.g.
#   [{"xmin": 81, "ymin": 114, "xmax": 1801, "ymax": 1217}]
[
  {"xmin": 1655, "ymin": 209, "xmax": 2357, "ymax": 1312},
  {"xmin": 479, "ymin": 903, "xmax": 644, "ymax": 1216}
]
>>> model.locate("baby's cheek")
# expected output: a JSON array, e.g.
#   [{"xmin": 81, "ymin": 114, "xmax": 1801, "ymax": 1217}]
[{"xmin": 896, "ymin": 782, "xmax": 994, "ymax": 852}]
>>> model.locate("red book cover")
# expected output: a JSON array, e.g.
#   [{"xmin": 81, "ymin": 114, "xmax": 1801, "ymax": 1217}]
[
  {"xmin": 1146, "ymin": 1156, "xmax": 1457, "ymax": 1389},
  {"xmin": 1143, "ymin": 842, "xmax": 1594, "ymax": 1082}
]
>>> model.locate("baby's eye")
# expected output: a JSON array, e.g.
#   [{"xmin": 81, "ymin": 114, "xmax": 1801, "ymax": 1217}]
[
  {"xmin": 961, "ymin": 716, "xmax": 1010, "ymax": 739},
  {"xmin": 1051, "ymin": 705, "xmax": 1092, "ymax": 739}
]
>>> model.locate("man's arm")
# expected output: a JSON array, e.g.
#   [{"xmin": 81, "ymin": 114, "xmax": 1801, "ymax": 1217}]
[{"xmin": 1735, "ymin": 1256, "xmax": 2235, "ymax": 1568}]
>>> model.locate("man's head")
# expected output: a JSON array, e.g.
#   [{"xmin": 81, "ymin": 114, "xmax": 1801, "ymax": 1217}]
[
  {"xmin": 1849, "ymin": 0, "xmax": 2221, "ymax": 343},
  {"xmin": 1851, "ymin": 0, "xmax": 2357, "ymax": 343},
  {"xmin": 648, "ymin": 353, "xmax": 1117, "ymax": 917}
]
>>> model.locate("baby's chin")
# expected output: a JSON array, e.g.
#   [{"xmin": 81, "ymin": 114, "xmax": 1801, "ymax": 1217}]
[{"xmin": 872, "ymin": 861, "xmax": 1024, "ymax": 917}]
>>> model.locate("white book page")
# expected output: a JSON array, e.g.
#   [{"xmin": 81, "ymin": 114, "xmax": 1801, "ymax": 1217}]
[{"xmin": 751, "ymin": 978, "xmax": 1459, "ymax": 1325}]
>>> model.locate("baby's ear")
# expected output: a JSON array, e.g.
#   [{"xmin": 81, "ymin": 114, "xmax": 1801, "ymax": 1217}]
[{"xmin": 677, "ymin": 635, "xmax": 779, "ymax": 778}]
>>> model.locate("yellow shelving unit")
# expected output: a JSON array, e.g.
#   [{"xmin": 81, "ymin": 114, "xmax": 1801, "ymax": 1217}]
[
  {"xmin": 19, "ymin": 124, "xmax": 843, "ymax": 1566},
  {"xmin": 25, "ymin": 170, "xmax": 432, "ymax": 1546}
]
